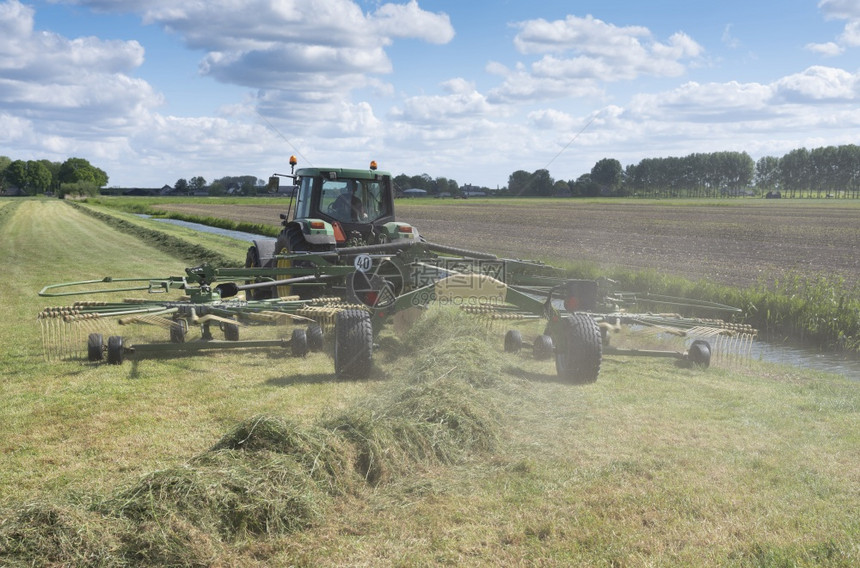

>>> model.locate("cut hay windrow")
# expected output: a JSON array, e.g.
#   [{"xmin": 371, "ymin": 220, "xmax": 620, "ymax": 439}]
[{"xmin": 0, "ymin": 307, "xmax": 508, "ymax": 566}]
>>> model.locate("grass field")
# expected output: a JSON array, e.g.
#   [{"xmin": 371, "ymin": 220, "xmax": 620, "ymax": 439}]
[{"xmin": 1, "ymin": 198, "xmax": 858, "ymax": 566}]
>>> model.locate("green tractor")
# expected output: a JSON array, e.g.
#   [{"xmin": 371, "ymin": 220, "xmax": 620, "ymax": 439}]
[{"xmin": 245, "ymin": 159, "xmax": 419, "ymax": 298}]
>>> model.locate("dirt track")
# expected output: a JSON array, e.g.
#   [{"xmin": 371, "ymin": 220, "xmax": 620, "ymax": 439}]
[{"xmin": 154, "ymin": 200, "xmax": 860, "ymax": 288}]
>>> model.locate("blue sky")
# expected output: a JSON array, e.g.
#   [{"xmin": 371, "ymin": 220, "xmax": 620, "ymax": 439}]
[{"xmin": 1, "ymin": 0, "xmax": 858, "ymax": 188}]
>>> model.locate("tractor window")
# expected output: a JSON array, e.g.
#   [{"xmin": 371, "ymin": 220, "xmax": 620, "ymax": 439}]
[
  {"xmin": 361, "ymin": 180, "xmax": 389, "ymax": 222},
  {"xmin": 294, "ymin": 176, "xmax": 314, "ymax": 220},
  {"xmin": 321, "ymin": 178, "xmax": 391, "ymax": 223}
]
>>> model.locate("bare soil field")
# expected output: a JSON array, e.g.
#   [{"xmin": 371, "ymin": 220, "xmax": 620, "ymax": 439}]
[{"xmin": 153, "ymin": 200, "xmax": 860, "ymax": 288}]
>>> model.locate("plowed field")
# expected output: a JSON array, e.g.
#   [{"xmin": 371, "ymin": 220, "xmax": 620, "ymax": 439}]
[{"xmin": 153, "ymin": 200, "xmax": 860, "ymax": 288}]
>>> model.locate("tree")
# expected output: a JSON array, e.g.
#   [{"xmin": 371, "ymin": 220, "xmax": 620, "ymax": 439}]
[
  {"xmin": 27, "ymin": 160, "xmax": 53, "ymax": 193},
  {"xmin": 58, "ymin": 157, "xmax": 108, "ymax": 188},
  {"xmin": 591, "ymin": 158, "xmax": 623, "ymax": 196},
  {"xmin": 3, "ymin": 160, "xmax": 29, "ymax": 192},
  {"xmin": 174, "ymin": 178, "xmax": 189, "ymax": 193},
  {"xmin": 190, "ymin": 176, "xmax": 207, "ymax": 191},
  {"xmin": 755, "ymin": 156, "xmax": 780, "ymax": 194},
  {"xmin": 507, "ymin": 170, "xmax": 531, "ymax": 196},
  {"xmin": 530, "ymin": 169, "xmax": 554, "ymax": 196}
]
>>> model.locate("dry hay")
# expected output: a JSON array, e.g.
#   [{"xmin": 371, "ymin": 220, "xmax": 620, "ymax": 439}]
[{"xmin": 0, "ymin": 307, "xmax": 506, "ymax": 566}]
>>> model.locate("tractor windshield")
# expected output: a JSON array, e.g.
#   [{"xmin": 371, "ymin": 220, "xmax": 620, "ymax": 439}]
[{"xmin": 321, "ymin": 178, "xmax": 389, "ymax": 224}]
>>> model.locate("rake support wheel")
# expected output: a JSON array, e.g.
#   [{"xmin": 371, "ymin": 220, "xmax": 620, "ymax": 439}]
[
  {"xmin": 687, "ymin": 339, "xmax": 711, "ymax": 368},
  {"xmin": 87, "ymin": 333, "xmax": 104, "ymax": 362},
  {"xmin": 306, "ymin": 323, "xmax": 324, "ymax": 352},
  {"xmin": 291, "ymin": 328, "xmax": 309, "ymax": 357},
  {"xmin": 554, "ymin": 314, "xmax": 602, "ymax": 384},
  {"xmin": 107, "ymin": 336, "xmax": 124, "ymax": 365},
  {"xmin": 504, "ymin": 329, "xmax": 523, "ymax": 353},
  {"xmin": 334, "ymin": 309, "xmax": 373, "ymax": 380}
]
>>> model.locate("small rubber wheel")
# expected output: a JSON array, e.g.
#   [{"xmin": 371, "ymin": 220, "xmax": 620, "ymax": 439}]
[
  {"xmin": 87, "ymin": 333, "xmax": 104, "ymax": 362},
  {"xmin": 306, "ymin": 323, "xmax": 324, "ymax": 352},
  {"xmin": 687, "ymin": 339, "xmax": 711, "ymax": 368},
  {"xmin": 107, "ymin": 336, "xmax": 124, "ymax": 365},
  {"xmin": 554, "ymin": 314, "xmax": 602, "ymax": 384},
  {"xmin": 533, "ymin": 334, "xmax": 554, "ymax": 360},
  {"xmin": 291, "ymin": 328, "xmax": 309, "ymax": 357},
  {"xmin": 504, "ymin": 329, "xmax": 523, "ymax": 353},
  {"xmin": 170, "ymin": 320, "xmax": 187, "ymax": 343},
  {"xmin": 334, "ymin": 309, "xmax": 373, "ymax": 380},
  {"xmin": 224, "ymin": 323, "xmax": 240, "ymax": 342}
]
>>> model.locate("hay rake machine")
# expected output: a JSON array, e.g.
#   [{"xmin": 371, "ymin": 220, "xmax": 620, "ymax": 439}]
[{"xmin": 38, "ymin": 238, "xmax": 756, "ymax": 382}]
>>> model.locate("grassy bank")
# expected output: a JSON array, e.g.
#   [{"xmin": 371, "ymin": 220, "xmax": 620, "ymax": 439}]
[{"xmin": 0, "ymin": 199, "xmax": 858, "ymax": 566}]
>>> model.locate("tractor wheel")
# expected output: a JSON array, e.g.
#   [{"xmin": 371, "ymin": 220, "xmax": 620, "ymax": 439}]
[
  {"xmin": 291, "ymin": 328, "xmax": 309, "ymax": 357},
  {"xmin": 87, "ymin": 333, "xmax": 104, "ymax": 362},
  {"xmin": 334, "ymin": 309, "xmax": 373, "ymax": 380},
  {"xmin": 504, "ymin": 329, "xmax": 523, "ymax": 353},
  {"xmin": 306, "ymin": 323, "xmax": 324, "ymax": 352},
  {"xmin": 533, "ymin": 334, "xmax": 554, "ymax": 360},
  {"xmin": 107, "ymin": 336, "xmax": 124, "ymax": 365},
  {"xmin": 554, "ymin": 314, "xmax": 602, "ymax": 384},
  {"xmin": 245, "ymin": 244, "xmax": 273, "ymax": 300},
  {"xmin": 223, "ymin": 323, "xmax": 240, "ymax": 342},
  {"xmin": 687, "ymin": 339, "xmax": 711, "ymax": 368}
]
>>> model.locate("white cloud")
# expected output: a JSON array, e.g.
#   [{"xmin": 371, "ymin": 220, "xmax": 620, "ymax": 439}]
[
  {"xmin": 806, "ymin": 41, "xmax": 845, "ymax": 56},
  {"xmin": 808, "ymin": 0, "xmax": 860, "ymax": 54},
  {"xmin": 491, "ymin": 14, "xmax": 703, "ymax": 102},
  {"xmin": 773, "ymin": 66, "xmax": 859, "ymax": 102}
]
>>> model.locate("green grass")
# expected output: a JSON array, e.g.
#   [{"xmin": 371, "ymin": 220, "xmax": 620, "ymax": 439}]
[{"xmin": 1, "ymin": 198, "xmax": 857, "ymax": 566}]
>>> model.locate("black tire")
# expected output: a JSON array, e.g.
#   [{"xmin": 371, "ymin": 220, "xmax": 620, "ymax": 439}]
[
  {"xmin": 306, "ymin": 323, "xmax": 324, "ymax": 352},
  {"xmin": 170, "ymin": 320, "xmax": 187, "ymax": 343},
  {"xmin": 504, "ymin": 329, "xmax": 523, "ymax": 353},
  {"xmin": 245, "ymin": 245, "xmax": 273, "ymax": 300},
  {"xmin": 223, "ymin": 323, "xmax": 240, "ymax": 342},
  {"xmin": 533, "ymin": 334, "xmax": 554, "ymax": 360},
  {"xmin": 687, "ymin": 339, "xmax": 711, "ymax": 368},
  {"xmin": 334, "ymin": 309, "xmax": 373, "ymax": 380},
  {"xmin": 554, "ymin": 314, "xmax": 602, "ymax": 384},
  {"xmin": 107, "ymin": 336, "xmax": 124, "ymax": 366},
  {"xmin": 291, "ymin": 328, "xmax": 309, "ymax": 357},
  {"xmin": 87, "ymin": 333, "xmax": 104, "ymax": 362}
]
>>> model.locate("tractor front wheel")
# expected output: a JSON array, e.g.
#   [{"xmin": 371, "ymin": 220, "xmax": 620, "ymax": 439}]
[
  {"xmin": 334, "ymin": 309, "xmax": 373, "ymax": 380},
  {"xmin": 554, "ymin": 314, "xmax": 602, "ymax": 384}
]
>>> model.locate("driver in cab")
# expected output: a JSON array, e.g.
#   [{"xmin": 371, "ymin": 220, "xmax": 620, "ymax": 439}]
[{"xmin": 330, "ymin": 181, "xmax": 368, "ymax": 222}]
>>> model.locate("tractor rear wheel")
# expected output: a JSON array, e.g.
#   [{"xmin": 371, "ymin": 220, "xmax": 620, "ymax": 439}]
[
  {"xmin": 334, "ymin": 309, "xmax": 373, "ymax": 380},
  {"xmin": 245, "ymin": 245, "xmax": 273, "ymax": 300},
  {"xmin": 87, "ymin": 333, "xmax": 104, "ymax": 362},
  {"xmin": 554, "ymin": 314, "xmax": 602, "ymax": 384}
]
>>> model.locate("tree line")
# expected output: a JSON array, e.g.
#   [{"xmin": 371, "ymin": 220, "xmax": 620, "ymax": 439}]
[
  {"xmin": 504, "ymin": 144, "xmax": 860, "ymax": 198},
  {"xmin": 0, "ymin": 156, "xmax": 108, "ymax": 198}
]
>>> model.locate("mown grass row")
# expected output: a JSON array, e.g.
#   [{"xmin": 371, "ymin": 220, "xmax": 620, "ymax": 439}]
[
  {"xmin": 0, "ymin": 309, "xmax": 503, "ymax": 566},
  {"xmin": 69, "ymin": 201, "xmax": 244, "ymax": 268}
]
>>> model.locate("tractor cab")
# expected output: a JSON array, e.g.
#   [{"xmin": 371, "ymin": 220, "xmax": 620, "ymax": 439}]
[
  {"xmin": 292, "ymin": 164, "xmax": 396, "ymax": 245},
  {"xmin": 247, "ymin": 160, "xmax": 419, "ymax": 280}
]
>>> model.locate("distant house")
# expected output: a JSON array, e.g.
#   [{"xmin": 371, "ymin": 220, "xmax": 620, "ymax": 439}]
[{"xmin": 401, "ymin": 188, "xmax": 428, "ymax": 198}]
